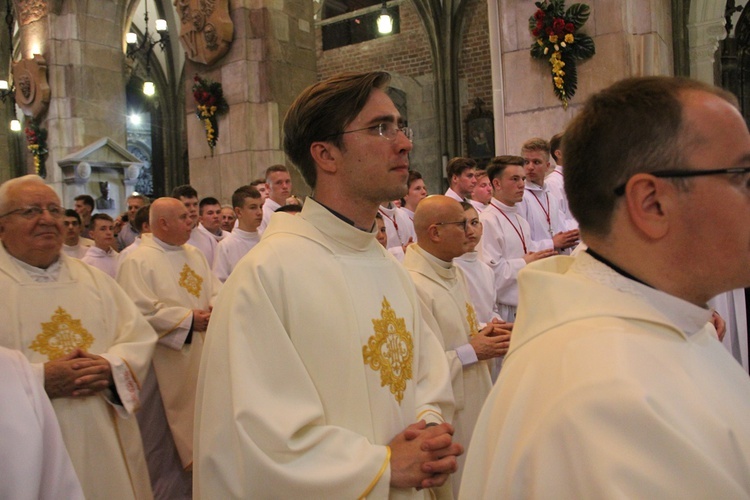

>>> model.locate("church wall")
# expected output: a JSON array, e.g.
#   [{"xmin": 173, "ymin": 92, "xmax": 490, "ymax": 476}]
[
  {"xmin": 495, "ymin": 0, "xmax": 674, "ymax": 155},
  {"xmin": 315, "ymin": 0, "xmax": 494, "ymax": 195},
  {"xmin": 458, "ymin": 0, "xmax": 493, "ymax": 159}
]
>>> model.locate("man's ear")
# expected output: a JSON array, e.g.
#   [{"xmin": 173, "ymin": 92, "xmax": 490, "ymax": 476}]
[
  {"xmin": 624, "ymin": 173, "xmax": 673, "ymax": 240},
  {"xmin": 310, "ymin": 141, "xmax": 338, "ymax": 175},
  {"xmin": 426, "ymin": 224, "xmax": 441, "ymax": 243}
]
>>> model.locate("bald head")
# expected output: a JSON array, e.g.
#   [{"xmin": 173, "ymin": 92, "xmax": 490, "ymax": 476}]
[
  {"xmin": 150, "ymin": 197, "xmax": 193, "ymax": 246},
  {"xmin": 413, "ymin": 195, "xmax": 469, "ymax": 261}
]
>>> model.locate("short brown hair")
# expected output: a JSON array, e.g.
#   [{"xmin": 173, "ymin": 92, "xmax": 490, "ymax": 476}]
[
  {"xmin": 486, "ymin": 155, "xmax": 524, "ymax": 183},
  {"xmin": 283, "ymin": 72, "xmax": 392, "ymax": 189},
  {"xmin": 446, "ymin": 157, "xmax": 476, "ymax": 179},
  {"xmin": 232, "ymin": 186, "xmax": 261, "ymax": 208},
  {"xmin": 549, "ymin": 133, "xmax": 563, "ymax": 162},
  {"xmin": 520, "ymin": 138, "xmax": 550, "ymax": 159},
  {"xmin": 563, "ymin": 76, "xmax": 737, "ymax": 236},
  {"xmin": 264, "ymin": 165, "xmax": 288, "ymax": 180}
]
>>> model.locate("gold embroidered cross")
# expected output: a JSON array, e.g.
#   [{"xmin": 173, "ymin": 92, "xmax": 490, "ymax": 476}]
[{"xmin": 363, "ymin": 297, "xmax": 413, "ymax": 404}]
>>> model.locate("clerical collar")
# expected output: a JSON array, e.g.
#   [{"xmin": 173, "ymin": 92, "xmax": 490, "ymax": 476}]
[
  {"xmin": 311, "ymin": 197, "xmax": 375, "ymax": 232},
  {"xmin": 585, "ymin": 247, "xmax": 652, "ymax": 288},
  {"xmin": 9, "ymin": 253, "xmax": 62, "ymax": 282}
]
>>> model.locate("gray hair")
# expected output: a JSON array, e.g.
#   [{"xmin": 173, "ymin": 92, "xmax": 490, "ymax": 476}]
[{"xmin": 0, "ymin": 175, "xmax": 53, "ymax": 214}]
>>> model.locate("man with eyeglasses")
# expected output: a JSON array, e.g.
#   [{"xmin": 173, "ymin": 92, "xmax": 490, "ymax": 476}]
[
  {"xmin": 404, "ymin": 195, "xmax": 510, "ymax": 496},
  {"xmin": 195, "ymin": 72, "xmax": 461, "ymax": 498},
  {"xmin": 0, "ymin": 175, "xmax": 156, "ymax": 499},
  {"xmin": 461, "ymin": 77, "xmax": 750, "ymax": 497}
]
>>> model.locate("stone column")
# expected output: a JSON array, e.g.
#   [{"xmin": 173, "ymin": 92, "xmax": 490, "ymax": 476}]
[
  {"xmin": 22, "ymin": 0, "xmax": 129, "ymax": 199},
  {"xmin": 186, "ymin": 0, "xmax": 316, "ymax": 202}
]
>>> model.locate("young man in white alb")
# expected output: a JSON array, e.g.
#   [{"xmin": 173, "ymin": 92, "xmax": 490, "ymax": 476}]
[{"xmin": 213, "ymin": 186, "xmax": 263, "ymax": 283}]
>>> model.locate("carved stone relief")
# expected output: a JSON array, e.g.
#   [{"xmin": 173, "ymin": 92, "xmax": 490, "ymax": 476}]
[
  {"xmin": 16, "ymin": 0, "xmax": 48, "ymax": 26},
  {"xmin": 175, "ymin": 0, "xmax": 233, "ymax": 65},
  {"xmin": 12, "ymin": 54, "xmax": 50, "ymax": 119}
]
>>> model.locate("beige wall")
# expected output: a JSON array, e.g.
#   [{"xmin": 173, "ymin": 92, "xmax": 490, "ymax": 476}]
[{"xmin": 493, "ymin": 0, "xmax": 674, "ymax": 155}]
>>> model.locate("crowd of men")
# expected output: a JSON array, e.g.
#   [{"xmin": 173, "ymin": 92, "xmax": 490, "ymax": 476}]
[{"xmin": 0, "ymin": 71, "xmax": 748, "ymax": 499}]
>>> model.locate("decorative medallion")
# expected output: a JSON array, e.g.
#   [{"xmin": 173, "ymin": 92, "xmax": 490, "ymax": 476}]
[
  {"xmin": 363, "ymin": 297, "xmax": 414, "ymax": 404},
  {"xmin": 29, "ymin": 307, "xmax": 95, "ymax": 360},
  {"xmin": 465, "ymin": 302, "xmax": 480, "ymax": 338},
  {"xmin": 12, "ymin": 55, "xmax": 51, "ymax": 119},
  {"xmin": 174, "ymin": 0, "xmax": 233, "ymax": 65},
  {"xmin": 179, "ymin": 263, "xmax": 203, "ymax": 298}
]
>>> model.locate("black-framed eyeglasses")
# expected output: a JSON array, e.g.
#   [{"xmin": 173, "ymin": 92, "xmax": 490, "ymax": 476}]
[
  {"xmin": 327, "ymin": 122, "xmax": 414, "ymax": 142},
  {"xmin": 0, "ymin": 204, "xmax": 64, "ymax": 219},
  {"xmin": 434, "ymin": 218, "xmax": 481, "ymax": 232},
  {"xmin": 613, "ymin": 167, "xmax": 750, "ymax": 196}
]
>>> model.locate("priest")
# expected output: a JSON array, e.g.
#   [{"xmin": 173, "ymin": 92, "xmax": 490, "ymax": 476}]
[
  {"xmin": 117, "ymin": 197, "xmax": 221, "ymax": 498},
  {"xmin": 194, "ymin": 71, "xmax": 461, "ymax": 499},
  {"xmin": 0, "ymin": 175, "xmax": 155, "ymax": 499}
]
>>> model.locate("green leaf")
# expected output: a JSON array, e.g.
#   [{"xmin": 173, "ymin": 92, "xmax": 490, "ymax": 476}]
[
  {"xmin": 531, "ymin": 42, "xmax": 546, "ymax": 59},
  {"xmin": 550, "ymin": 0, "xmax": 565, "ymax": 17},
  {"xmin": 529, "ymin": 15, "xmax": 538, "ymax": 33},
  {"xmin": 565, "ymin": 3, "xmax": 591, "ymax": 30},
  {"xmin": 560, "ymin": 53, "xmax": 578, "ymax": 101},
  {"xmin": 571, "ymin": 33, "xmax": 595, "ymax": 60}
]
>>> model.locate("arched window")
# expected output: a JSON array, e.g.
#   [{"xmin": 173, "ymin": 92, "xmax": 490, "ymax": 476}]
[{"xmin": 321, "ymin": 0, "xmax": 400, "ymax": 51}]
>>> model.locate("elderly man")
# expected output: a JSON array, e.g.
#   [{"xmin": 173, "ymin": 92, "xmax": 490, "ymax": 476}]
[
  {"xmin": 0, "ymin": 175, "xmax": 155, "ymax": 499},
  {"xmin": 195, "ymin": 71, "xmax": 460, "ymax": 498},
  {"xmin": 404, "ymin": 195, "xmax": 510, "ymax": 495},
  {"xmin": 461, "ymin": 77, "xmax": 750, "ymax": 497},
  {"xmin": 117, "ymin": 197, "xmax": 220, "ymax": 498}
]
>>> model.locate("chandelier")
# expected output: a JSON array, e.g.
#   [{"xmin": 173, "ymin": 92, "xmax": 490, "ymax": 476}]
[{"xmin": 126, "ymin": 2, "xmax": 169, "ymax": 96}]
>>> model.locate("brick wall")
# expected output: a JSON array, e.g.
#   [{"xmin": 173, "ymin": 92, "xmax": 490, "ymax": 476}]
[
  {"xmin": 316, "ymin": 2, "xmax": 433, "ymax": 79},
  {"xmin": 458, "ymin": 0, "xmax": 493, "ymax": 157},
  {"xmin": 315, "ymin": 0, "xmax": 494, "ymax": 185}
]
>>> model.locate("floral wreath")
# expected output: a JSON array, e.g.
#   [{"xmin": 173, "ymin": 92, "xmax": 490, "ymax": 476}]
[
  {"xmin": 25, "ymin": 120, "xmax": 48, "ymax": 178},
  {"xmin": 529, "ymin": 0, "xmax": 595, "ymax": 109},
  {"xmin": 192, "ymin": 74, "xmax": 229, "ymax": 156}
]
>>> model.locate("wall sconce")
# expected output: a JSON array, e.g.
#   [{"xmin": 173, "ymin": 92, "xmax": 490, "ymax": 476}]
[{"xmin": 377, "ymin": 2, "xmax": 393, "ymax": 34}]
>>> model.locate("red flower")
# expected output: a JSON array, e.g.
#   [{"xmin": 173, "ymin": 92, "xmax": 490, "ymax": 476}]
[
  {"xmin": 194, "ymin": 75, "xmax": 200, "ymax": 82},
  {"xmin": 202, "ymin": 91, "xmax": 210, "ymax": 101},
  {"xmin": 532, "ymin": 27, "xmax": 541, "ymax": 37},
  {"xmin": 565, "ymin": 22, "xmax": 574, "ymax": 33},
  {"xmin": 536, "ymin": 19, "xmax": 544, "ymax": 29},
  {"xmin": 193, "ymin": 91, "xmax": 201, "ymax": 101},
  {"xmin": 534, "ymin": 9, "xmax": 545, "ymax": 20},
  {"xmin": 546, "ymin": 27, "xmax": 554, "ymax": 36},
  {"xmin": 553, "ymin": 17, "xmax": 565, "ymax": 35}
]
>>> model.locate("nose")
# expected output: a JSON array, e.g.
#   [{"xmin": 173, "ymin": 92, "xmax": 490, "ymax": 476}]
[{"xmin": 395, "ymin": 129, "xmax": 413, "ymax": 153}]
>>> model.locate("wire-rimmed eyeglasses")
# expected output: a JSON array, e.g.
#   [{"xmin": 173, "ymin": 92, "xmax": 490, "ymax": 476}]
[
  {"xmin": 613, "ymin": 167, "xmax": 750, "ymax": 196},
  {"xmin": 327, "ymin": 122, "xmax": 413, "ymax": 142},
  {"xmin": 434, "ymin": 218, "xmax": 482, "ymax": 232},
  {"xmin": 0, "ymin": 204, "xmax": 64, "ymax": 219}
]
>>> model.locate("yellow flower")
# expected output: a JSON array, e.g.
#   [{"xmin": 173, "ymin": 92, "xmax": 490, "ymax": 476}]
[
  {"xmin": 565, "ymin": 33, "xmax": 574, "ymax": 43},
  {"xmin": 554, "ymin": 76, "xmax": 564, "ymax": 89},
  {"xmin": 537, "ymin": 39, "xmax": 544, "ymax": 46},
  {"xmin": 549, "ymin": 35, "xmax": 558, "ymax": 43}
]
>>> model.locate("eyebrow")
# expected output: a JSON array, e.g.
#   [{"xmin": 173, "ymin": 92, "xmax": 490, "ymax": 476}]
[{"xmin": 364, "ymin": 114, "xmax": 402, "ymax": 127}]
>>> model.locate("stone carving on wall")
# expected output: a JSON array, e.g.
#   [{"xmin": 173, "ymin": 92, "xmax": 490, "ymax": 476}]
[
  {"xmin": 16, "ymin": 0, "xmax": 48, "ymax": 25},
  {"xmin": 175, "ymin": 0, "xmax": 233, "ymax": 65},
  {"xmin": 12, "ymin": 55, "xmax": 50, "ymax": 119},
  {"xmin": 465, "ymin": 98, "xmax": 494, "ymax": 165}
]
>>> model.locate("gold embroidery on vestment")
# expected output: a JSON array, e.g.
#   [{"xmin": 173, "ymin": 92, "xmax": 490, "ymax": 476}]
[
  {"xmin": 466, "ymin": 302, "xmax": 480, "ymax": 337},
  {"xmin": 363, "ymin": 297, "xmax": 413, "ymax": 404},
  {"xmin": 29, "ymin": 307, "xmax": 95, "ymax": 360},
  {"xmin": 179, "ymin": 263, "xmax": 203, "ymax": 298}
]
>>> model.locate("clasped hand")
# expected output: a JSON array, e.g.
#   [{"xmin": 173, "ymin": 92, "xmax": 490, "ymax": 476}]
[
  {"xmin": 44, "ymin": 348, "xmax": 113, "ymax": 399},
  {"xmin": 389, "ymin": 420, "xmax": 464, "ymax": 490}
]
